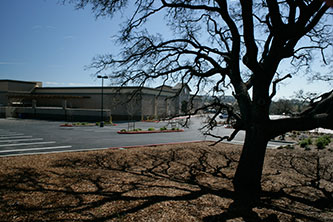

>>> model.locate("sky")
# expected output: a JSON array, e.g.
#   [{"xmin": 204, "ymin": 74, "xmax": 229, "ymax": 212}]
[{"xmin": 0, "ymin": 0, "xmax": 332, "ymax": 99}]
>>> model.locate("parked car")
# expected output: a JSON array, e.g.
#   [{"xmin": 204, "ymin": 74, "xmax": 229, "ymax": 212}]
[{"xmin": 219, "ymin": 113, "xmax": 228, "ymax": 119}]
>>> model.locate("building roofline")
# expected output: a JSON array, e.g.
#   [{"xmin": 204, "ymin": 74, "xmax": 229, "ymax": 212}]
[
  {"xmin": 0, "ymin": 79, "xmax": 42, "ymax": 84},
  {"xmin": 36, "ymin": 85, "xmax": 170, "ymax": 92}
]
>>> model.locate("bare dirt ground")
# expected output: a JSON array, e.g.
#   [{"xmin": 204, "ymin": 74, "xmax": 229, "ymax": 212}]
[{"xmin": 0, "ymin": 141, "xmax": 332, "ymax": 222}]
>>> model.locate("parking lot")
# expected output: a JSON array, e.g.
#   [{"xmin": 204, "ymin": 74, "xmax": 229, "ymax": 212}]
[
  {"xmin": 0, "ymin": 116, "xmax": 248, "ymax": 157},
  {"xmin": 0, "ymin": 116, "xmax": 290, "ymax": 157}
]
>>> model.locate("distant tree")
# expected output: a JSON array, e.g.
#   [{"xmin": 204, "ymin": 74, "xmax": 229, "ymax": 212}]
[
  {"xmin": 67, "ymin": 0, "xmax": 333, "ymax": 200},
  {"xmin": 270, "ymin": 99, "xmax": 294, "ymax": 115}
]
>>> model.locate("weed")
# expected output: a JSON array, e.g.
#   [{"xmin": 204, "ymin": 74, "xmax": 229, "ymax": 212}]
[{"xmin": 284, "ymin": 145, "xmax": 294, "ymax": 149}]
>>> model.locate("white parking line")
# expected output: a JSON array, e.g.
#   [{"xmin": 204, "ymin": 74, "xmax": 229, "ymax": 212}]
[
  {"xmin": 0, "ymin": 136, "xmax": 33, "ymax": 140},
  {"xmin": 0, "ymin": 134, "xmax": 25, "ymax": 137},
  {"xmin": 0, "ymin": 141, "xmax": 56, "ymax": 147},
  {"xmin": 0, "ymin": 146, "xmax": 73, "ymax": 153},
  {"xmin": 0, "ymin": 136, "xmax": 32, "ymax": 140},
  {"xmin": 0, "ymin": 138, "xmax": 43, "ymax": 143}
]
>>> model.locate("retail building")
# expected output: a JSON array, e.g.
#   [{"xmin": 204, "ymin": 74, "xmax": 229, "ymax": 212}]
[{"xmin": 0, "ymin": 79, "xmax": 203, "ymax": 121}]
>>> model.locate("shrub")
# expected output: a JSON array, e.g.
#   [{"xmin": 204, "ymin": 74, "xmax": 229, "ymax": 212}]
[
  {"xmin": 148, "ymin": 127, "xmax": 155, "ymax": 131},
  {"xmin": 160, "ymin": 127, "xmax": 168, "ymax": 131},
  {"xmin": 120, "ymin": 129, "xmax": 127, "ymax": 132},
  {"xmin": 299, "ymin": 138, "xmax": 312, "ymax": 148},
  {"xmin": 316, "ymin": 135, "xmax": 331, "ymax": 149},
  {"xmin": 316, "ymin": 140, "xmax": 325, "ymax": 150}
]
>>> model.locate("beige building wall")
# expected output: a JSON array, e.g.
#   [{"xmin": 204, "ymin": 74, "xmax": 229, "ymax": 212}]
[
  {"xmin": 141, "ymin": 94, "xmax": 156, "ymax": 118},
  {"xmin": 1, "ymin": 79, "xmax": 203, "ymax": 121},
  {"xmin": 0, "ymin": 80, "xmax": 42, "ymax": 107},
  {"xmin": 7, "ymin": 81, "xmax": 40, "ymax": 92}
]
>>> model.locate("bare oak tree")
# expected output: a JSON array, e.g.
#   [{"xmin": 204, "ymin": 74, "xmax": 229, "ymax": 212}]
[{"xmin": 66, "ymin": 0, "xmax": 333, "ymax": 199}]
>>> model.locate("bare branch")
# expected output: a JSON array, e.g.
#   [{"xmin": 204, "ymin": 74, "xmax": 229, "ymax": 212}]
[{"xmin": 270, "ymin": 73, "xmax": 292, "ymax": 99}]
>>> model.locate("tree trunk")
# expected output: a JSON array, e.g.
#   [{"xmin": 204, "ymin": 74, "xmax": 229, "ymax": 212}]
[{"xmin": 232, "ymin": 126, "xmax": 269, "ymax": 200}]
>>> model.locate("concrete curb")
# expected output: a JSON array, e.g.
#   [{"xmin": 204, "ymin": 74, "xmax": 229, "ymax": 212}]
[
  {"xmin": 117, "ymin": 129, "xmax": 184, "ymax": 134},
  {"xmin": 107, "ymin": 140, "xmax": 216, "ymax": 150},
  {"xmin": 269, "ymin": 140, "xmax": 296, "ymax": 144}
]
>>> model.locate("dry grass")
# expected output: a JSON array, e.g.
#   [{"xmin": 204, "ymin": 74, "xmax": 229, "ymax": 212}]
[{"xmin": 0, "ymin": 142, "xmax": 332, "ymax": 222}]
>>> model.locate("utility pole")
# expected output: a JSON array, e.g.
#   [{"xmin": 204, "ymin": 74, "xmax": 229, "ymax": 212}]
[{"xmin": 97, "ymin": 75, "xmax": 108, "ymax": 127}]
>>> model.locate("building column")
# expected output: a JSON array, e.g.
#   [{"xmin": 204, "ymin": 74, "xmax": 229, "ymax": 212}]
[
  {"xmin": 154, "ymin": 96, "xmax": 157, "ymax": 118},
  {"xmin": 62, "ymin": 99, "xmax": 67, "ymax": 110},
  {"xmin": 32, "ymin": 99, "xmax": 37, "ymax": 117},
  {"xmin": 62, "ymin": 99, "xmax": 67, "ymax": 121},
  {"xmin": 32, "ymin": 99, "xmax": 37, "ymax": 109},
  {"xmin": 166, "ymin": 98, "xmax": 169, "ymax": 117}
]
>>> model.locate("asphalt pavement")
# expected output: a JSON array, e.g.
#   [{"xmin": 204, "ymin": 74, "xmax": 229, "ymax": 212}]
[{"xmin": 0, "ymin": 116, "xmax": 286, "ymax": 157}]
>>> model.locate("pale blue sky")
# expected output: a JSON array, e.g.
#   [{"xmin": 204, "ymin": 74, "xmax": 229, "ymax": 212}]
[
  {"xmin": 0, "ymin": 0, "xmax": 331, "ymax": 99},
  {"xmin": 0, "ymin": 0, "xmax": 119, "ymax": 87}
]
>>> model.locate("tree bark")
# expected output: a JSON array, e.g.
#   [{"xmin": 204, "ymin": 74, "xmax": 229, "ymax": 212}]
[{"xmin": 232, "ymin": 125, "xmax": 269, "ymax": 200}]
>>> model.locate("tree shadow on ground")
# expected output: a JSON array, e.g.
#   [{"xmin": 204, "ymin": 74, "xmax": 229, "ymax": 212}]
[{"xmin": 0, "ymin": 144, "xmax": 332, "ymax": 221}]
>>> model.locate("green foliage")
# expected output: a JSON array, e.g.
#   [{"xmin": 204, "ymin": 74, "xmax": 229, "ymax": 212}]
[
  {"xmin": 299, "ymin": 138, "xmax": 312, "ymax": 148},
  {"xmin": 120, "ymin": 129, "xmax": 127, "ymax": 132},
  {"xmin": 160, "ymin": 126, "xmax": 168, "ymax": 131},
  {"xmin": 133, "ymin": 128, "xmax": 142, "ymax": 131},
  {"xmin": 315, "ymin": 135, "xmax": 331, "ymax": 149},
  {"xmin": 148, "ymin": 127, "xmax": 155, "ymax": 131}
]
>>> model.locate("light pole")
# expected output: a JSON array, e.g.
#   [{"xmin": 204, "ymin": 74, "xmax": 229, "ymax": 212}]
[{"xmin": 97, "ymin": 75, "xmax": 108, "ymax": 127}]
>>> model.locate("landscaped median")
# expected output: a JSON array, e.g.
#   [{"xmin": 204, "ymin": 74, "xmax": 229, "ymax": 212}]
[{"xmin": 117, "ymin": 127, "xmax": 184, "ymax": 134}]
